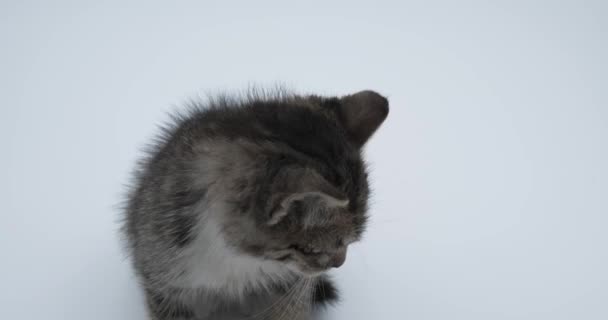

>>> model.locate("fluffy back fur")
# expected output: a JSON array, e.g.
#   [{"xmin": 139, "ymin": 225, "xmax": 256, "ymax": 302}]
[{"xmin": 122, "ymin": 89, "xmax": 388, "ymax": 320}]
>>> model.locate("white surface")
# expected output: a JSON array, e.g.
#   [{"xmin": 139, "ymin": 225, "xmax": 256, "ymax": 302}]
[{"xmin": 1, "ymin": 1, "xmax": 607, "ymax": 319}]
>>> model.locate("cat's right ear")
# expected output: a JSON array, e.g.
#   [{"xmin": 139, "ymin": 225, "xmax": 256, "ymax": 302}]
[
  {"xmin": 267, "ymin": 168, "xmax": 348, "ymax": 226},
  {"xmin": 338, "ymin": 90, "xmax": 389, "ymax": 147}
]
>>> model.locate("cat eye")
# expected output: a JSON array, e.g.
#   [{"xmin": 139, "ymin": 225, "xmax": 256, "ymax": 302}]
[{"xmin": 290, "ymin": 244, "xmax": 321, "ymax": 255}]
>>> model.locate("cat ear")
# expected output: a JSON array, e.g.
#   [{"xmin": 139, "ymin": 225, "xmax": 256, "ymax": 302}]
[
  {"xmin": 268, "ymin": 191, "xmax": 349, "ymax": 225},
  {"xmin": 267, "ymin": 168, "xmax": 348, "ymax": 226},
  {"xmin": 338, "ymin": 90, "xmax": 389, "ymax": 147}
]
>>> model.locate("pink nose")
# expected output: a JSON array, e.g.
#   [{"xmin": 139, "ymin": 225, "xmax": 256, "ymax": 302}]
[{"xmin": 332, "ymin": 247, "xmax": 347, "ymax": 268}]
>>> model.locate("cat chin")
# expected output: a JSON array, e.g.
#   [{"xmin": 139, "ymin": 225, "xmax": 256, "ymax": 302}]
[
  {"xmin": 302, "ymin": 270, "xmax": 326, "ymax": 278},
  {"xmin": 284, "ymin": 262, "xmax": 327, "ymax": 278}
]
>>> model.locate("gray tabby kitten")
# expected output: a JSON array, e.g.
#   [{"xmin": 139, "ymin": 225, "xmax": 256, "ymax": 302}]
[{"xmin": 123, "ymin": 89, "xmax": 388, "ymax": 320}]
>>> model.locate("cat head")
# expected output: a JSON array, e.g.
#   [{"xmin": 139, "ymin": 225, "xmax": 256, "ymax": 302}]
[{"xmin": 215, "ymin": 90, "xmax": 388, "ymax": 276}]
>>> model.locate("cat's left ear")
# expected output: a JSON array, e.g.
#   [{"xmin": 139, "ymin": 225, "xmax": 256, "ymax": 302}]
[
  {"xmin": 268, "ymin": 168, "xmax": 348, "ymax": 226},
  {"xmin": 338, "ymin": 90, "xmax": 389, "ymax": 147}
]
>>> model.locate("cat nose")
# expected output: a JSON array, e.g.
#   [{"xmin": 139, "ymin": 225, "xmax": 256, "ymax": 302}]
[{"xmin": 331, "ymin": 247, "xmax": 347, "ymax": 268}]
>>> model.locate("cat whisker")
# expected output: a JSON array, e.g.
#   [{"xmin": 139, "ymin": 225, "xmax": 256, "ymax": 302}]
[
  {"xmin": 278, "ymin": 277, "xmax": 312, "ymax": 320},
  {"xmin": 249, "ymin": 278, "xmax": 304, "ymax": 320}
]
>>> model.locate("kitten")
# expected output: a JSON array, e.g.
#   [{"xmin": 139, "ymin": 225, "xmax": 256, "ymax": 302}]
[{"xmin": 122, "ymin": 89, "xmax": 388, "ymax": 320}]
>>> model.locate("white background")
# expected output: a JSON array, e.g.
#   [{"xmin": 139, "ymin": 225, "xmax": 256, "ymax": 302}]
[{"xmin": 1, "ymin": 1, "xmax": 607, "ymax": 319}]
